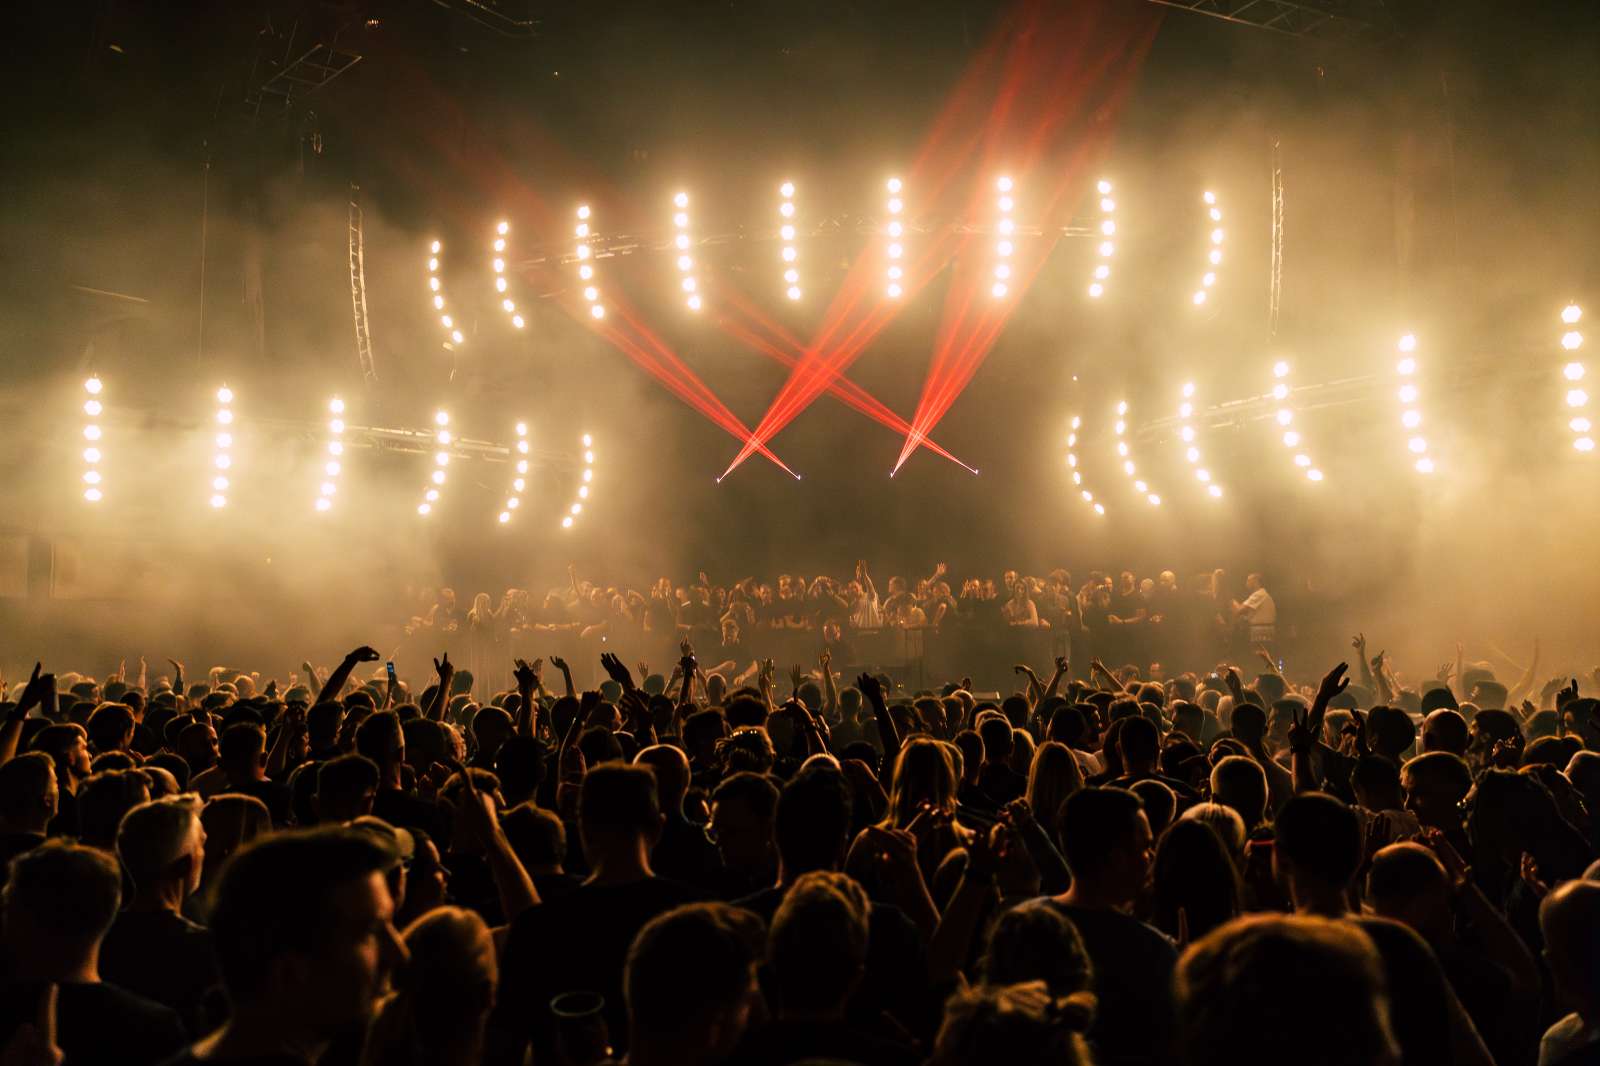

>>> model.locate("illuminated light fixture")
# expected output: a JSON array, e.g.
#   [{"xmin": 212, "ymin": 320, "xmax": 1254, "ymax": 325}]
[
  {"xmin": 1176, "ymin": 382, "xmax": 1224, "ymax": 498},
  {"xmin": 1193, "ymin": 191, "xmax": 1224, "ymax": 308},
  {"xmin": 210, "ymin": 384, "xmax": 234, "ymax": 509},
  {"xmin": 1560, "ymin": 305, "xmax": 1590, "ymax": 452},
  {"xmin": 1271, "ymin": 360, "xmax": 1324, "ymax": 483},
  {"xmin": 1113, "ymin": 400, "xmax": 1163, "ymax": 506},
  {"xmin": 82, "ymin": 376, "xmax": 104, "ymax": 502},
  {"xmin": 1065, "ymin": 415, "xmax": 1106, "ymax": 516},
  {"xmin": 990, "ymin": 175, "xmax": 1015, "ymax": 299},
  {"xmin": 1394, "ymin": 333, "xmax": 1434, "ymax": 472},
  {"xmin": 672, "ymin": 192, "xmax": 701, "ymax": 312},
  {"xmin": 575, "ymin": 205, "xmax": 606, "ymax": 320},
  {"xmin": 497, "ymin": 420, "xmax": 531, "ymax": 524},
  {"xmin": 1088, "ymin": 178, "xmax": 1115, "ymax": 299},
  {"xmin": 427, "ymin": 240, "xmax": 462, "ymax": 348},
  {"xmin": 490, "ymin": 220, "xmax": 526, "ymax": 329},
  {"xmin": 561, "ymin": 433, "xmax": 595, "ymax": 530},
  {"xmin": 885, "ymin": 176, "xmax": 905, "ymax": 298},
  {"xmin": 315, "ymin": 396, "xmax": 346, "ymax": 512},
  {"xmin": 777, "ymin": 181, "xmax": 801, "ymax": 301},
  {"xmin": 418, "ymin": 411, "xmax": 451, "ymax": 515}
]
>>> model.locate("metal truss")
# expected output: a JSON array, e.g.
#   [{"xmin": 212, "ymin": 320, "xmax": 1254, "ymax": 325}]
[{"xmin": 1145, "ymin": 0, "xmax": 1392, "ymax": 43}]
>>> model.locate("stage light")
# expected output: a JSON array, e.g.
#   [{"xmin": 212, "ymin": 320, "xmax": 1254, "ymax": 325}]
[
  {"xmin": 576, "ymin": 206, "xmax": 606, "ymax": 321},
  {"xmin": 426, "ymin": 240, "xmax": 461, "ymax": 349},
  {"xmin": 885, "ymin": 177, "xmax": 905, "ymax": 298},
  {"xmin": 1065, "ymin": 415, "xmax": 1106, "ymax": 516},
  {"xmin": 1271, "ymin": 360, "xmax": 1324, "ymax": 482},
  {"xmin": 1395, "ymin": 333, "xmax": 1434, "ymax": 473},
  {"xmin": 1563, "ymin": 332, "xmax": 1584, "ymax": 351},
  {"xmin": 1563, "ymin": 303, "xmax": 1583, "ymax": 324},
  {"xmin": 775, "ymin": 182, "xmax": 801, "ymax": 299},
  {"xmin": 81, "ymin": 376, "xmax": 104, "ymax": 503},
  {"xmin": 992, "ymin": 175, "xmax": 1014, "ymax": 299},
  {"xmin": 1113, "ymin": 401, "xmax": 1162, "ymax": 506},
  {"xmin": 210, "ymin": 383, "xmax": 234, "ymax": 509},
  {"xmin": 1191, "ymin": 192, "xmax": 1225, "ymax": 310},
  {"xmin": 1088, "ymin": 178, "xmax": 1114, "ymax": 300},
  {"xmin": 418, "ymin": 411, "xmax": 450, "ymax": 516},
  {"xmin": 671, "ymin": 192, "xmax": 701, "ymax": 312},
  {"xmin": 496, "ymin": 421, "xmax": 530, "ymax": 525},
  {"xmin": 1176, "ymin": 382, "xmax": 1224, "ymax": 499},
  {"xmin": 1559, "ymin": 305, "xmax": 1590, "ymax": 453},
  {"xmin": 560, "ymin": 433, "xmax": 595, "ymax": 531},
  {"xmin": 489, "ymin": 221, "xmax": 526, "ymax": 329}
]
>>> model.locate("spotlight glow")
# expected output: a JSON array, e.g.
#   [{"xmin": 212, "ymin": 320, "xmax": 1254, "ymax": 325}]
[
  {"xmin": 1193, "ymin": 191, "xmax": 1224, "ymax": 309},
  {"xmin": 562, "ymin": 433, "xmax": 595, "ymax": 531},
  {"xmin": 426, "ymin": 240, "xmax": 461, "ymax": 350},
  {"xmin": 497, "ymin": 420, "xmax": 530, "ymax": 525},
  {"xmin": 81, "ymin": 376, "xmax": 104, "ymax": 503},
  {"xmin": 490, "ymin": 220, "xmax": 525, "ymax": 329},
  {"xmin": 1065, "ymin": 415, "xmax": 1106, "ymax": 516},
  {"xmin": 885, "ymin": 177, "xmax": 905, "ymax": 297},
  {"xmin": 1396, "ymin": 333, "xmax": 1434, "ymax": 473},
  {"xmin": 576, "ymin": 206, "xmax": 606, "ymax": 321},
  {"xmin": 211, "ymin": 383, "xmax": 234, "ymax": 509},
  {"xmin": 418, "ymin": 411, "xmax": 450, "ymax": 515},
  {"xmin": 1176, "ymin": 382, "xmax": 1224, "ymax": 499},
  {"xmin": 992, "ymin": 175, "xmax": 1015, "ymax": 299},
  {"xmin": 778, "ymin": 181, "xmax": 800, "ymax": 300},
  {"xmin": 1271, "ymin": 361, "xmax": 1324, "ymax": 482},
  {"xmin": 1114, "ymin": 401, "xmax": 1163, "ymax": 506},
  {"xmin": 1088, "ymin": 178, "xmax": 1115, "ymax": 300},
  {"xmin": 669, "ymin": 192, "xmax": 702, "ymax": 312}
]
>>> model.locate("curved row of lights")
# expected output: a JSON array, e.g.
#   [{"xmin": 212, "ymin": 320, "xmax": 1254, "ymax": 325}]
[
  {"xmin": 315, "ymin": 397, "xmax": 346, "ymax": 512},
  {"xmin": 1394, "ymin": 334, "xmax": 1435, "ymax": 474},
  {"xmin": 1176, "ymin": 383, "xmax": 1224, "ymax": 498},
  {"xmin": 210, "ymin": 385, "xmax": 234, "ymax": 509},
  {"xmin": 491, "ymin": 221, "xmax": 526, "ymax": 330},
  {"xmin": 1562, "ymin": 304, "xmax": 1590, "ymax": 453},
  {"xmin": 417, "ymin": 411, "xmax": 451, "ymax": 516},
  {"xmin": 992, "ymin": 175, "xmax": 1016, "ymax": 299},
  {"xmin": 1113, "ymin": 400, "xmax": 1162, "ymax": 506},
  {"xmin": 1270, "ymin": 360, "xmax": 1324, "ymax": 482},
  {"xmin": 82, "ymin": 376, "xmax": 104, "ymax": 502},
  {"xmin": 1088, "ymin": 179, "xmax": 1115, "ymax": 299},
  {"xmin": 672, "ymin": 192, "xmax": 702, "ymax": 312},
  {"xmin": 427, "ymin": 241, "xmax": 465, "ymax": 347},
  {"xmin": 575, "ymin": 205, "xmax": 605, "ymax": 321},
  {"xmin": 778, "ymin": 182, "xmax": 800, "ymax": 301},
  {"xmin": 884, "ymin": 177, "xmax": 906, "ymax": 300},
  {"xmin": 561, "ymin": 433, "xmax": 595, "ymax": 530},
  {"xmin": 1193, "ymin": 191, "xmax": 1224, "ymax": 307},
  {"xmin": 498, "ymin": 421, "xmax": 532, "ymax": 524},
  {"xmin": 1065, "ymin": 415, "xmax": 1105, "ymax": 516}
]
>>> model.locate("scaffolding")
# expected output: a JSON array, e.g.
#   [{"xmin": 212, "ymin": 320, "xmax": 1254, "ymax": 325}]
[
  {"xmin": 1145, "ymin": 0, "xmax": 1392, "ymax": 43},
  {"xmin": 348, "ymin": 185, "xmax": 377, "ymax": 385}
]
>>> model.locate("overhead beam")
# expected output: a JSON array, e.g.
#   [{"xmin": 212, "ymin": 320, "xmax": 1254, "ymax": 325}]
[{"xmin": 1144, "ymin": 0, "xmax": 1392, "ymax": 43}]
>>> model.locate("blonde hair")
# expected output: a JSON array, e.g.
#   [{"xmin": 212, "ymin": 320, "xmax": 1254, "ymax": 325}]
[
  {"xmin": 1025, "ymin": 742, "xmax": 1083, "ymax": 837},
  {"xmin": 116, "ymin": 794, "xmax": 203, "ymax": 887},
  {"xmin": 882, "ymin": 737, "xmax": 957, "ymax": 829}
]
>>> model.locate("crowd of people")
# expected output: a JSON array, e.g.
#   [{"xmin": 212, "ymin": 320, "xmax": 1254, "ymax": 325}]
[
  {"xmin": 401, "ymin": 564, "xmax": 1285, "ymax": 694},
  {"xmin": 2, "ymin": 630, "xmax": 1600, "ymax": 1066}
]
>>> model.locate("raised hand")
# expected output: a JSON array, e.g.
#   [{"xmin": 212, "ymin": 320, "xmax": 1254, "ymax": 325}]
[
  {"xmin": 1287, "ymin": 706, "xmax": 1315, "ymax": 756},
  {"xmin": 346, "ymin": 646, "xmax": 381, "ymax": 664},
  {"xmin": 1519, "ymin": 851, "xmax": 1550, "ymax": 899},
  {"xmin": 637, "ymin": 660, "xmax": 649, "ymax": 683},
  {"xmin": 788, "ymin": 664, "xmax": 804, "ymax": 694},
  {"xmin": 1352, "ymin": 632, "xmax": 1367, "ymax": 654},
  {"xmin": 857, "ymin": 672, "xmax": 884, "ymax": 706},
  {"xmin": 513, "ymin": 658, "xmax": 539, "ymax": 691},
  {"xmin": 819, "ymin": 648, "xmax": 831, "ymax": 671},
  {"xmin": 433, "ymin": 652, "xmax": 454, "ymax": 680},
  {"xmin": 1054, "ymin": 655, "xmax": 1068, "ymax": 673},
  {"xmin": 550, "ymin": 655, "xmax": 569, "ymax": 673},
  {"xmin": 1341, "ymin": 709, "xmax": 1368, "ymax": 754},
  {"xmin": 599, "ymin": 652, "xmax": 635, "ymax": 692}
]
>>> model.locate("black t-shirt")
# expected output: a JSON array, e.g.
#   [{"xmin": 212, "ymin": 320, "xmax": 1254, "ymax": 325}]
[
  {"xmin": 372, "ymin": 788, "xmax": 450, "ymax": 848},
  {"xmin": 1353, "ymin": 917, "xmax": 1456, "ymax": 1066},
  {"xmin": 98, "ymin": 910, "xmax": 222, "ymax": 1031},
  {"xmin": 730, "ymin": 1017, "xmax": 921, "ymax": 1066},
  {"xmin": 0, "ymin": 832, "xmax": 46, "ymax": 888},
  {"xmin": 735, "ymin": 886, "xmax": 937, "ymax": 1041},
  {"xmin": 1045, "ymin": 901, "xmax": 1177, "ymax": 1066},
  {"xmin": 977, "ymin": 762, "xmax": 1027, "ymax": 805},
  {"xmin": 10, "ymin": 980, "xmax": 189, "ymax": 1066},
  {"xmin": 159, "ymin": 1053, "xmax": 308, "ymax": 1066},
  {"xmin": 232, "ymin": 779, "xmax": 292, "ymax": 828},
  {"xmin": 492, "ymin": 877, "xmax": 704, "ymax": 1060},
  {"xmin": 650, "ymin": 814, "xmax": 722, "ymax": 892}
]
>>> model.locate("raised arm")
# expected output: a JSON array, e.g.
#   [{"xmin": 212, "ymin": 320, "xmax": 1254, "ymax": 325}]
[
  {"xmin": 1506, "ymin": 639, "xmax": 1540, "ymax": 706},
  {"xmin": 1089, "ymin": 658, "xmax": 1127, "ymax": 693},
  {"xmin": 513, "ymin": 659, "xmax": 541, "ymax": 739},
  {"xmin": 316, "ymin": 646, "xmax": 379, "ymax": 706},
  {"xmin": 820, "ymin": 649, "xmax": 839, "ymax": 718},
  {"xmin": 1044, "ymin": 655, "xmax": 1068, "ymax": 700},
  {"xmin": 858, "ymin": 673, "xmax": 901, "ymax": 755},
  {"xmin": 0, "ymin": 665, "xmax": 46, "ymax": 767},
  {"xmin": 453, "ymin": 763, "xmax": 540, "ymax": 921},
  {"xmin": 550, "ymin": 655, "xmax": 575, "ymax": 700},
  {"xmin": 423, "ymin": 653, "xmax": 454, "ymax": 721}
]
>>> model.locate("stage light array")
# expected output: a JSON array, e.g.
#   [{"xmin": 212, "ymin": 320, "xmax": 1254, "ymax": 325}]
[
  {"xmin": 1065, "ymin": 415, "xmax": 1105, "ymax": 516},
  {"xmin": 1088, "ymin": 179, "xmax": 1114, "ymax": 299},
  {"xmin": 575, "ymin": 205, "xmax": 605, "ymax": 321},
  {"xmin": 561, "ymin": 434, "xmax": 596, "ymax": 530},
  {"xmin": 315, "ymin": 397, "xmax": 346, "ymax": 512},
  {"xmin": 1113, "ymin": 400, "xmax": 1161, "ymax": 506},
  {"xmin": 497, "ymin": 421, "xmax": 532, "ymax": 524},
  {"xmin": 427, "ymin": 241, "xmax": 465, "ymax": 346},
  {"xmin": 491, "ymin": 220, "xmax": 525, "ymax": 330},
  {"xmin": 778, "ymin": 182, "xmax": 801, "ymax": 301},
  {"xmin": 1395, "ymin": 334, "xmax": 1434, "ymax": 473},
  {"xmin": 1563, "ymin": 304, "xmax": 1591, "ymax": 453},
  {"xmin": 418, "ymin": 411, "xmax": 451, "ymax": 516},
  {"xmin": 82, "ymin": 376, "xmax": 104, "ymax": 503},
  {"xmin": 1193, "ymin": 191, "xmax": 1224, "ymax": 307},
  {"xmin": 885, "ymin": 177, "xmax": 905, "ymax": 299},
  {"xmin": 673, "ymin": 192, "xmax": 702, "ymax": 312},
  {"xmin": 1271, "ymin": 360, "xmax": 1323, "ymax": 482},
  {"xmin": 210, "ymin": 385, "xmax": 234, "ymax": 508},
  {"xmin": 1176, "ymin": 382, "xmax": 1224, "ymax": 498},
  {"xmin": 992, "ymin": 175, "xmax": 1015, "ymax": 299}
]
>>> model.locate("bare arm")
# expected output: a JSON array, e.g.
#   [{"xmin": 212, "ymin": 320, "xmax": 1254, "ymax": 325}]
[
  {"xmin": 859, "ymin": 674, "xmax": 901, "ymax": 755},
  {"xmin": 1506, "ymin": 639, "xmax": 1540, "ymax": 706},
  {"xmin": 423, "ymin": 654, "xmax": 454, "ymax": 721},
  {"xmin": 316, "ymin": 646, "xmax": 379, "ymax": 706}
]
